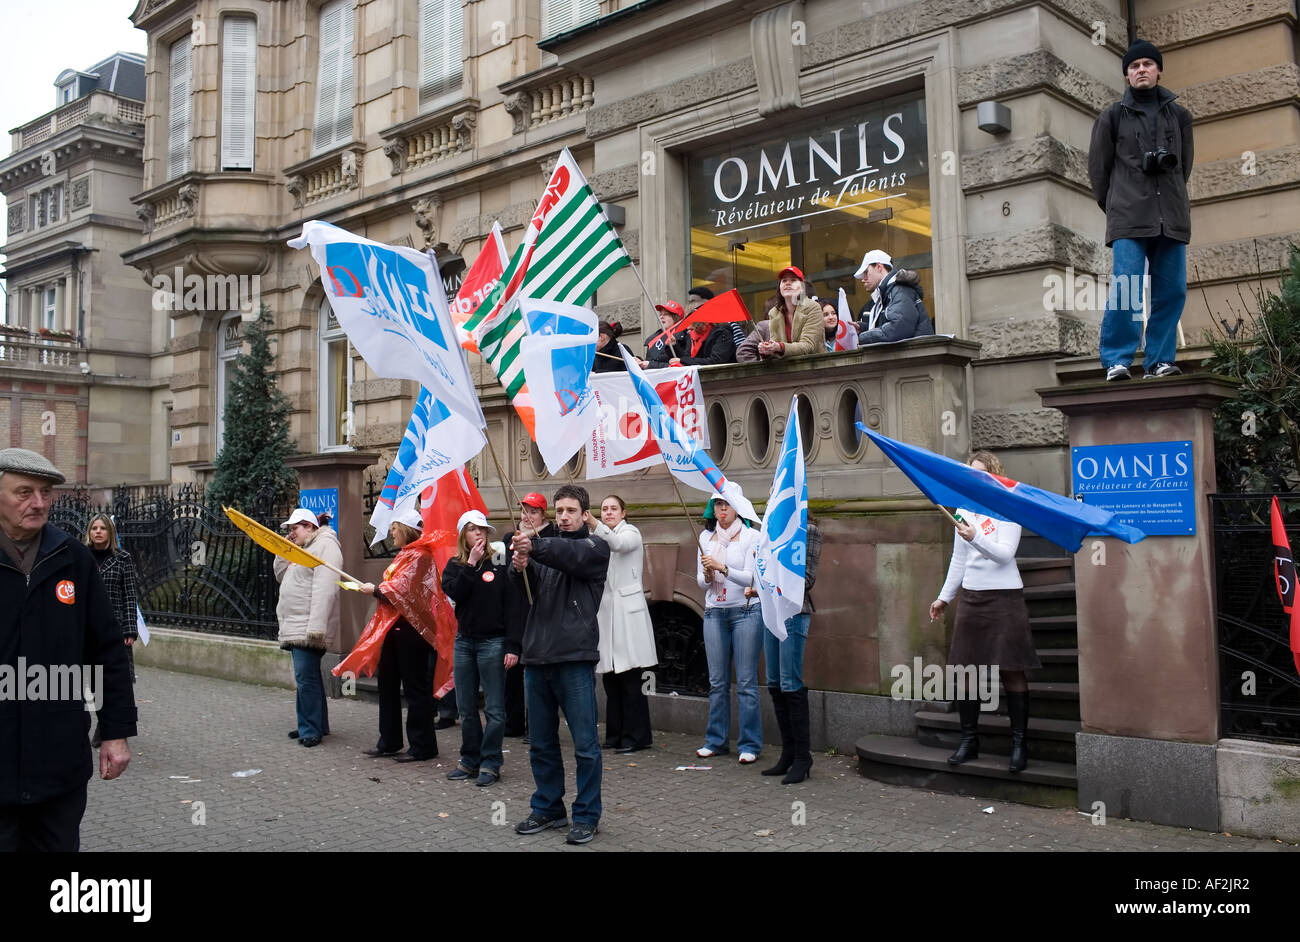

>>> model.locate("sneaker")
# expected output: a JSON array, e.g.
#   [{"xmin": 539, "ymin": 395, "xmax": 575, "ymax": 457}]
[
  {"xmin": 565, "ymin": 822, "xmax": 598, "ymax": 845},
  {"xmin": 738, "ymin": 752, "xmax": 758, "ymax": 764},
  {"xmin": 475, "ymin": 770, "xmax": 500, "ymax": 787},
  {"xmin": 1105, "ymin": 364, "xmax": 1131, "ymax": 382},
  {"xmin": 288, "ymin": 730, "xmax": 299, "ymax": 740},
  {"xmin": 1145, "ymin": 362, "xmax": 1182, "ymax": 379},
  {"xmin": 446, "ymin": 766, "xmax": 478, "ymax": 781},
  {"xmin": 515, "ymin": 812, "xmax": 568, "ymax": 835},
  {"xmin": 298, "ymin": 737, "xmax": 321, "ymax": 748}
]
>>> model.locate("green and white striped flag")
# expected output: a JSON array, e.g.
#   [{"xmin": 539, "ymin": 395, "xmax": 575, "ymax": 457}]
[{"xmin": 464, "ymin": 148, "xmax": 630, "ymax": 401}]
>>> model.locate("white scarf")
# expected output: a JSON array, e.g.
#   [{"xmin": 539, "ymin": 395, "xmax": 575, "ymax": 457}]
[{"xmin": 708, "ymin": 518, "xmax": 743, "ymax": 584}]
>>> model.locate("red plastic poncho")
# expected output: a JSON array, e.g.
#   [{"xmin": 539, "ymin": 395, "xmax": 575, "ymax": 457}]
[{"xmin": 333, "ymin": 531, "xmax": 458, "ymax": 698}]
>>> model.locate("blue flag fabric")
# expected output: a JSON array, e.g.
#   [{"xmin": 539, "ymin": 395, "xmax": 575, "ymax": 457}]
[
  {"xmin": 755, "ymin": 395, "xmax": 808, "ymax": 640},
  {"xmin": 856, "ymin": 424, "xmax": 1146, "ymax": 552}
]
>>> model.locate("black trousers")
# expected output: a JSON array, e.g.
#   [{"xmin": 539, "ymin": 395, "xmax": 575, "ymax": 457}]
[
  {"xmin": 427, "ymin": 649, "xmax": 457, "ymax": 720},
  {"xmin": 504, "ymin": 662, "xmax": 526, "ymax": 735},
  {"xmin": 377, "ymin": 624, "xmax": 438, "ymax": 758},
  {"xmin": 603, "ymin": 668, "xmax": 652, "ymax": 749},
  {"xmin": 0, "ymin": 784, "xmax": 88, "ymax": 852}
]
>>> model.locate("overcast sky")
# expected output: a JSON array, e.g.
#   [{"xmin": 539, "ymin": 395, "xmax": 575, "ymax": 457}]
[{"xmin": 1, "ymin": 1, "xmax": 147, "ymax": 268}]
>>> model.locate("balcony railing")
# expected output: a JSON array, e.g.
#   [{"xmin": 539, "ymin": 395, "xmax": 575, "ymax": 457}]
[
  {"xmin": 501, "ymin": 67, "xmax": 594, "ymax": 135},
  {"xmin": 379, "ymin": 100, "xmax": 478, "ymax": 175},
  {"xmin": 285, "ymin": 144, "xmax": 364, "ymax": 208},
  {"xmin": 0, "ymin": 331, "xmax": 84, "ymax": 371},
  {"xmin": 12, "ymin": 90, "xmax": 145, "ymax": 151}
]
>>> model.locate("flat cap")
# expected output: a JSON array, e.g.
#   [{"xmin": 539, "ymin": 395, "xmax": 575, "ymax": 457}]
[{"xmin": 0, "ymin": 448, "xmax": 66, "ymax": 484}]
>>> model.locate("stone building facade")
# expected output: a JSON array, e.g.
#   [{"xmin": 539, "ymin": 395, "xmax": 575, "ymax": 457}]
[{"xmin": 0, "ymin": 51, "xmax": 159, "ymax": 484}]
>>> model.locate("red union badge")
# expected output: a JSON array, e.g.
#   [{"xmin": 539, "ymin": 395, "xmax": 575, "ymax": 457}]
[
  {"xmin": 482, "ymin": 571, "xmax": 496, "ymax": 583},
  {"xmin": 55, "ymin": 580, "xmax": 76, "ymax": 604}
]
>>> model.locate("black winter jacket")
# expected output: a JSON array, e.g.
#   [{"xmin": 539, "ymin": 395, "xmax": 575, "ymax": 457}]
[
  {"xmin": 1088, "ymin": 85, "xmax": 1194, "ymax": 246},
  {"xmin": 442, "ymin": 554, "xmax": 525, "ymax": 656},
  {"xmin": 645, "ymin": 329, "xmax": 687, "ymax": 368},
  {"xmin": 0, "ymin": 525, "xmax": 137, "ymax": 804},
  {"xmin": 593, "ymin": 337, "xmax": 627, "ymax": 372},
  {"xmin": 510, "ymin": 527, "xmax": 610, "ymax": 665},
  {"xmin": 857, "ymin": 270, "xmax": 934, "ymax": 344},
  {"xmin": 677, "ymin": 326, "xmax": 737, "ymax": 366}
]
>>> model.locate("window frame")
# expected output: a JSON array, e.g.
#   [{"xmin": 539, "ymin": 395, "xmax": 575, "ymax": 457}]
[
  {"xmin": 417, "ymin": 0, "xmax": 464, "ymax": 113},
  {"xmin": 167, "ymin": 34, "xmax": 193, "ymax": 180},
  {"xmin": 311, "ymin": 0, "xmax": 355, "ymax": 156},
  {"xmin": 317, "ymin": 296, "xmax": 354, "ymax": 451},
  {"xmin": 220, "ymin": 15, "xmax": 257, "ymax": 171}
]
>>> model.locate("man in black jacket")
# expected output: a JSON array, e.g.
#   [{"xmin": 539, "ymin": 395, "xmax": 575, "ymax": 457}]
[
  {"xmin": 1088, "ymin": 39, "xmax": 1194, "ymax": 382},
  {"xmin": 509, "ymin": 484, "xmax": 610, "ymax": 845},
  {"xmin": 0, "ymin": 448, "xmax": 137, "ymax": 851}
]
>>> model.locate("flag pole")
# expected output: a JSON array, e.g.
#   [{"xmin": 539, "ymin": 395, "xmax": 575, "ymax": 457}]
[
  {"xmin": 936, "ymin": 504, "xmax": 961, "ymax": 527},
  {"xmin": 662, "ymin": 463, "xmax": 701, "ymax": 543},
  {"xmin": 626, "ymin": 258, "xmax": 680, "ymax": 358},
  {"xmin": 484, "ymin": 434, "xmax": 535, "ymax": 605}
]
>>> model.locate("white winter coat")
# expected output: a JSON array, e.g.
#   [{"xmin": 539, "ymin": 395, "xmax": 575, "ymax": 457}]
[
  {"xmin": 593, "ymin": 520, "xmax": 658, "ymax": 674},
  {"xmin": 274, "ymin": 525, "xmax": 343, "ymax": 653}
]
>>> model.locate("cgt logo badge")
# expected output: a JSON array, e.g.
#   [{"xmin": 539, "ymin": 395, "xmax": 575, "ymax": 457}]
[{"xmin": 55, "ymin": 580, "xmax": 76, "ymax": 604}]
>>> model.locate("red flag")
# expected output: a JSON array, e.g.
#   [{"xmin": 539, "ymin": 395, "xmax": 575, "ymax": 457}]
[
  {"xmin": 669, "ymin": 289, "xmax": 752, "ymax": 334},
  {"xmin": 450, "ymin": 222, "xmax": 508, "ymax": 354},
  {"xmin": 420, "ymin": 465, "xmax": 489, "ymax": 572},
  {"xmin": 1270, "ymin": 496, "xmax": 1300, "ymax": 674}
]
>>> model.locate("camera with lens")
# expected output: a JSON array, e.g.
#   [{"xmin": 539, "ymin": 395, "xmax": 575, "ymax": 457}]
[{"xmin": 1141, "ymin": 149, "xmax": 1178, "ymax": 174}]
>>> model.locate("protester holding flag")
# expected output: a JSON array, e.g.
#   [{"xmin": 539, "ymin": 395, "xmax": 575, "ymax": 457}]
[
  {"xmin": 442, "ymin": 511, "xmax": 519, "ymax": 787},
  {"xmin": 757, "ymin": 266, "xmax": 824, "ymax": 361},
  {"xmin": 591, "ymin": 495, "xmax": 658, "ymax": 754},
  {"xmin": 928, "ymin": 452, "xmax": 1040, "ymax": 773},
  {"xmin": 641, "ymin": 303, "xmax": 686, "ymax": 369},
  {"xmin": 506, "ymin": 493, "xmax": 554, "ymax": 738},
  {"xmin": 668, "ymin": 320, "xmax": 737, "ymax": 367},
  {"xmin": 696, "ymin": 497, "xmax": 763, "ymax": 763},
  {"xmin": 758, "ymin": 519, "xmax": 821, "ymax": 784},
  {"xmin": 691, "ymin": 286, "xmax": 747, "ymax": 350},
  {"xmin": 593, "ymin": 322, "xmax": 628, "ymax": 373},
  {"xmin": 358, "ymin": 508, "xmax": 445, "ymax": 762}
]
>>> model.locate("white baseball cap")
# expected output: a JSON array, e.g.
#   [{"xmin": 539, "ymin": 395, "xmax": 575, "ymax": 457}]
[
  {"xmin": 854, "ymin": 250, "xmax": 893, "ymax": 278},
  {"xmin": 456, "ymin": 509, "xmax": 495, "ymax": 533},
  {"xmin": 280, "ymin": 508, "xmax": 319, "ymax": 529},
  {"xmin": 395, "ymin": 506, "xmax": 424, "ymax": 531}
]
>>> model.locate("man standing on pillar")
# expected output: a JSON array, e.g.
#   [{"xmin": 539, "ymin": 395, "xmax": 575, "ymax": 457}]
[{"xmin": 1088, "ymin": 39, "xmax": 1194, "ymax": 382}]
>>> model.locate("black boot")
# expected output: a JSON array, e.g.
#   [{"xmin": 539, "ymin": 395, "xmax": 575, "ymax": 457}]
[
  {"xmin": 947, "ymin": 699, "xmax": 980, "ymax": 765},
  {"xmin": 761, "ymin": 687, "xmax": 793, "ymax": 776},
  {"xmin": 782, "ymin": 688, "xmax": 813, "ymax": 785},
  {"xmin": 1007, "ymin": 691, "xmax": 1029, "ymax": 773}
]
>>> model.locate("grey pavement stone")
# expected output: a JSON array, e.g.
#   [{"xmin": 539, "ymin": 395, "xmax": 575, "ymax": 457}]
[{"xmin": 81, "ymin": 667, "xmax": 1296, "ymax": 853}]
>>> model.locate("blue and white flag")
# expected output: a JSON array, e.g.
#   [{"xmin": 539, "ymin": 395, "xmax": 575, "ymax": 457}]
[
  {"xmin": 618, "ymin": 344, "xmax": 759, "ymax": 523},
  {"xmin": 516, "ymin": 297, "xmax": 602, "ymax": 473},
  {"xmin": 288, "ymin": 220, "xmax": 484, "ymax": 430},
  {"xmin": 370, "ymin": 386, "xmax": 485, "ymax": 545},
  {"xmin": 755, "ymin": 396, "xmax": 808, "ymax": 640}
]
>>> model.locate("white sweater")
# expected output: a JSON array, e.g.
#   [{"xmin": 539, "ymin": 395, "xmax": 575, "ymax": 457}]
[
  {"xmin": 937, "ymin": 509, "xmax": 1023, "ymax": 603},
  {"xmin": 696, "ymin": 525, "xmax": 759, "ymax": 608}
]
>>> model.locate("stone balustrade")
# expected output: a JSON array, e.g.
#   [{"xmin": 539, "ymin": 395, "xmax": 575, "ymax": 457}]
[
  {"xmin": 0, "ymin": 333, "xmax": 83, "ymax": 371},
  {"xmin": 379, "ymin": 102, "xmax": 478, "ymax": 175},
  {"xmin": 12, "ymin": 90, "xmax": 144, "ymax": 151},
  {"xmin": 501, "ymin": 68, "xmax": 594, "ymax": 135},
  {"xmin": 284, "ymin": 145, "xmax": 363, "ymax": 208}
]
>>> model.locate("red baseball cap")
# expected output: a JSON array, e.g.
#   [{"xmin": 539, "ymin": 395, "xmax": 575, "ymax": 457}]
[
  {"xmin": 520, "ymin": 492, "xmax": 547, "ymax": 510},
  {"xmin": 654, "ymin": 300, "xmax": 685, "ymax": 318},
  {"xmin": 777, "ymin": 265, "xmax": 804, "ymax": 281}
]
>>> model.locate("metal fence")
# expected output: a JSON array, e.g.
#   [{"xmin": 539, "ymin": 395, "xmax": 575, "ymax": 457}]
[
  {"xmin": 50, "ymin": 484, "xmax": 296, "ymax": 641},
  {"xmin": 1213, "ymin": 493, "xmax": 1300, "ymax": 744}
]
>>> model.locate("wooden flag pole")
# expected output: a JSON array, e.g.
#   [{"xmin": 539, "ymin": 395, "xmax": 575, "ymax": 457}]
[
  {"xmin": 625, "ymin": 257, "xmax": 681, "ymax": 358},
  {"xmin": 936, "ymin": 503, "xmax": 961, "ymax": 527},
  {"xmin": 484, "ymin": 434, "xmax": 534, "ymax": 605},
  {"xmin": 662, "ymin": 463, "xmax": 701, "ymax": 544}
]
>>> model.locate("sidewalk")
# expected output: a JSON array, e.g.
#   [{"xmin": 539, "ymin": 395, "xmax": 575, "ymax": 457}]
[{"xmin": 83, "ymin": 667, "xmax": 1295, "ymax": 852}]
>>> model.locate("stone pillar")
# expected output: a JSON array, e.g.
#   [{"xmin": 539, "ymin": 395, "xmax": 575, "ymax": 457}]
[
  {"xmin": 1039, "ymin": 375, "xmax": 1238, "ymax": 830},
  {"xmin": 286, "ymin": 451, "xmax": 378, "ymax": 695}
]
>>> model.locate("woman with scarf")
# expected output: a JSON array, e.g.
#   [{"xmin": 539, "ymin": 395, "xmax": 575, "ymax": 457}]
[
  {"xmin": 695, "ymin": 496, "xmax": 763, "ymax": 764},
  {"xmin": 350, "ymin": 507, "xmax": 456, "ymax": 762}
]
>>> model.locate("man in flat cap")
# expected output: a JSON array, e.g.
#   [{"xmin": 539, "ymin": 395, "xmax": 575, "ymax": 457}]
[
  {"xmin": 1088, "ymin": 39, "xmax": 1194, "ymax": 382},
  {"xmin": 0, "ymin": 449, "xmax": 137, "ymax": 850}
]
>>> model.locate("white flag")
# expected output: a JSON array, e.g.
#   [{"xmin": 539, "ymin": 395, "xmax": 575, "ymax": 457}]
[
  {"xmin": 754, "ymin": 395, "xmax": 808, "ymax": 640},
  {"xmin": 585, "ymin": 367, "xmax": 708, "ymax": 479},
  {"xmin": 515, "ymin": 297, "xmax": 602, "ymax": 474},
  {"xmin": 835, "ymin": 287, "xmax": 859, "ymax": 351}
]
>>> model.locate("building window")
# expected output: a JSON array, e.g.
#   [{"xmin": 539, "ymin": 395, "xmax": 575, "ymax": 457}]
[
  {"xmin": 168, "ymin": 36, "xmax": 193, "ymax": 179},
  {"xmin": 58, "ymin": 83, "xmax": 74, "ymax": 105},
  {"xmin": 214, "ymin": 313, "xmax": 242, "ymax": 453},
  {"xmin": 28, "ymin": 184, "xmax": 64, "ymax": 229},
  {"xmin": 418, "ymin": 0, "xmax": 463, "ymax": 111},
  {"xmin": 687, "ymin": 93, "xmax": 932, "ymax": 321},
  {"xmin": 221, "ymin": 16, "xmax": 257, "ymax": 171},
  {"xmin": 541, "ymin": 0, "xmax": 600, "ymax": 37},
  {"xmin": 42, "ymin": 287, "xmax": 58, "ymax": 331},
  {"xmin": 318, "ymin": 297, "xmax": 353, "ymax": 449},
  {"xmin": 312, "ymin": 0, "xmax": 354, "ymax": 155}
]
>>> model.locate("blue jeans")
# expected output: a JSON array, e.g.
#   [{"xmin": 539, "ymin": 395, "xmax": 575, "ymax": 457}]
[
  {"xmin": 454, "ymin": 635, "xmax": 506, "ymax": 773},
  {"xmin": 764, "ymin": 612, "xmax": 810, "ymax": 692},
  {"xmin": 702, "ymin": 605, "xmax": 763, "ymax": 755},
  {"xmin": 290, "ymin": 647, "xmax": 328, "ymax": 740},
  {"xmin": 1099, "ymin": 236, "xmax": 1187, "ymax": 370},
  {"xmin": 524, "ymin": 662, "xmax": 602, "ymax": 826}
]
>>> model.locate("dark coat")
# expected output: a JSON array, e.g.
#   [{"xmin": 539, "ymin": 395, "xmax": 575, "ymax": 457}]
[
  {"xmin": 1087, "ymin": 85, "xmax": 1194, "ymax": 246},
  {"xmin": 677, "ymin": 326, "xmax": 737, "ymax": 366},
  {"xmin": 510, "ymin": 526, "xmax": 610, "ymax": 666},
  {"xmin": 0, "ymin": 525, "xmax": 137, "ymax": 804},
  {"xmin": 96, "ymin": 549, "xmax": 140, "ymax": 641},
  {"xmin": 857, "ymin": 270, "xmax": 934, "ymax": 344},
  {"xmin": 645, "ymin": 329, "xmax": 687, "ymax": 368},
  {"xmin": 442, "ymin": 554, "xmax": 525, "ymax": 656},
  {"xmin": 593, "ymin": 337, "xmax": 627, "ymax": 372}
]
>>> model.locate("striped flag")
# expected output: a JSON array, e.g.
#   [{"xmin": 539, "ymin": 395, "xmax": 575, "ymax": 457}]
[{"xmin": 463, "ymin": 148, "xmax": 631, "ymax": 406}]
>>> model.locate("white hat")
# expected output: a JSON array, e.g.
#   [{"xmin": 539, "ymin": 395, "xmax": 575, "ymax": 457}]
[
  {"xmin": 456, "ymin": 509, "xmax": 495, "ymax": 534},
  {"xmin": 395, "ymin": 506, "xmax": 424, "ymax": 531},
  {"xmin": 280, "ymin": 508, "xmax": 319, "ymax": 529},
  {"xmin": 854, "ymin": 249, "xmax": 893, "ymax": 278}
]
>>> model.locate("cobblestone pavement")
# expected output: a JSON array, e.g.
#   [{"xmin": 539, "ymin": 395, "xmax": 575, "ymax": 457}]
[{"xmin": 82, "ymin": 667, "xmax": 1296, "ymax": 853}]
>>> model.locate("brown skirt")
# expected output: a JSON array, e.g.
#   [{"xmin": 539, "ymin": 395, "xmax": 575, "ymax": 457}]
[{"xmin": 946, "ymin": 587, "xmax": 1040, "ymax": 672}]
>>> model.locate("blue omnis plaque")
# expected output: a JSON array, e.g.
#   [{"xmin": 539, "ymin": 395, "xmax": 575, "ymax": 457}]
[
  {"xmin": 298, "ymin": 488, "xmax": 339, "ymax": 531},
  {"xmin": 1071, "ymin": 441, "xmax": 1195, "ymax": 536}
]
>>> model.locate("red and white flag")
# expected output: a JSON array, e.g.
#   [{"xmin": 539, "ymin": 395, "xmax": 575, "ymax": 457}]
[
  {"xmin": 419, "ymin": 465, "xmax": 489, "ymax": 572},
  {"xmin": 585, "ymin": 366, "xmax": 708, "ymax": 478},
  {"xmin": 835, "ymin": 287, "xmax": 859, "ymax": 351},
  {"xmin": 450, "ymin": 222, "xmax": 508, "ymax": 354},
  {"xmin": 1270, "ymin": 496, "xmax": 1300, "ymax": 675}
]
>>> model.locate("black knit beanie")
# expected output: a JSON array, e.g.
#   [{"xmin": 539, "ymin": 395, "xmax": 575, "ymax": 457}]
[{"xmin": 1122, "ymin": 39, "xmax": 1162, "ymax": 74}]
